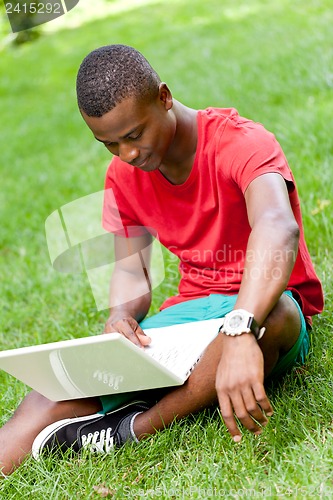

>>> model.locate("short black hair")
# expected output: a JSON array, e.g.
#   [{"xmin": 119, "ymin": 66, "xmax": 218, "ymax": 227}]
[{"xmin": 76, "ymin": 44, "xmax": 161, "ymax": 117}]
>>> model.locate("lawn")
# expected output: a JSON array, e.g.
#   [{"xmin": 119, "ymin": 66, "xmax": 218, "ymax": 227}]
[{"xmin": 0, "ymin": 0, "xmax": 333, "ymax": 497}]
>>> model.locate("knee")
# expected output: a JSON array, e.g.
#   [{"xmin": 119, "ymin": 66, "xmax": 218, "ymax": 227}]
[
  {"xmin": 19, "ymin": 391, "xmax": 102, "ymax": 422},
  {"xmin": 15, "ymin": 391, "xmax": 61, "ymax": 419},
  {"xmin": 25, "ymin": 390, "xmax": 54, "ymax": 407},
  {"xmin": 260, "ymin": 293, "xmax": 301, "ymax": 353}
]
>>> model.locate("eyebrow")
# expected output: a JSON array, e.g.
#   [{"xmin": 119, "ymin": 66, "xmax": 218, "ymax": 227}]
[{"xmin": 94, "ymin": 125, "xmax": 141, "ymax": 144}]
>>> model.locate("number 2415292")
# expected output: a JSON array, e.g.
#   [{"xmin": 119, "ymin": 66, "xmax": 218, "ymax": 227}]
[{"xmin": 5, "ymin": 3, "xmax": 62, "ymax": 14}]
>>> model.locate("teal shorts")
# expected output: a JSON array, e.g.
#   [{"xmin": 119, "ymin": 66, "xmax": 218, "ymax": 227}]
[{"xmin": 100, "ymin": 291, "xmax": 309, "ymax": 414}]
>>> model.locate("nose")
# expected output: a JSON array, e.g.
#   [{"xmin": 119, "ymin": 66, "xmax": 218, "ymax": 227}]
[{"xmin": 119, "ymin": 143, "xmax": 140, "ymax": 164}]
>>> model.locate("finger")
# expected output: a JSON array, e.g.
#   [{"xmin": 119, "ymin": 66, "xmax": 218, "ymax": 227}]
[
  {"xmin": 103, "ymin": 321, "xmax": 117, "ymax": 334},
  {"xmin": 231, "ymin": 391, "xmax": 263, "ymax": 435},
  {"xmin": 218, "ymin": 394, "xmax": 242, "ymax": 442},
  {"xmin": 104, "ymin": 320, "xmax": 144, "ymax": 347},
  {"xmin": 253, "ymin": 382, "xmax": 274, "ymax": 417},
  {"xmin": 133, "ymin": 324, "xmax": 151, "ymax": 346},
  {"xmin": 119, "ymin": 321, "xmax": 144, "ymax": 347},
  {"xmin": 240, "ymin": 387, "xmax": 268, "ymax": 432}
]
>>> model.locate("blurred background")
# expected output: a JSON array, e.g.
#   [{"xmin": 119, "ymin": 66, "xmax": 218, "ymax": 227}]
[
  {"xmin": 1, "ymin": 0, "xmax": 332, "ymax": 343},
  {"xmin": 1, "ymin": 0, "xmax": 332, "ymax": 339},
  {"xmin": 0, "ymin": 0, "xmax": 333, "ymax": 495}
]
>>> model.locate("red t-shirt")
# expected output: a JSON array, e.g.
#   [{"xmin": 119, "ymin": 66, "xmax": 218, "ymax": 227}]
[{"xmin": 103, "ymin": 107, "xmax": 324, "ymax": 317}]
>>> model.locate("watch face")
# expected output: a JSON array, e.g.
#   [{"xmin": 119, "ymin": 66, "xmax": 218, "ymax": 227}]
[
  {"xmin": 228, "ymin": 313, "xmax": 244, "ymax": 329},
  {"xmin": 222, "ymin": 310, "xmax": 254, "ymax": 336}
]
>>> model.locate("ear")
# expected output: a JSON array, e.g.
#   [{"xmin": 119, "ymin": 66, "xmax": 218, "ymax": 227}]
[{"xmin": 158, "ymin": 82, "xmax": 173, "ymax": 110}]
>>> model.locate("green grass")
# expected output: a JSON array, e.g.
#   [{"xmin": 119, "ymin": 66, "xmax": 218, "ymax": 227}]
[{"xmin": 1, "ymin": 0, "xmax": 333, "ymax": 497}]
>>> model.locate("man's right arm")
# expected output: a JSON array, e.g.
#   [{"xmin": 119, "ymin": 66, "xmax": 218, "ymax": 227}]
[{"xmin": 103, "ymin": 232, "xmax": 153, "ymax": 348}]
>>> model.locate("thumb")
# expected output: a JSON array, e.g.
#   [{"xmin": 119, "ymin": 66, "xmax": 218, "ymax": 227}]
[{"xmin": 137, "ymin": 331, "xmax": 151, "ymax": 345}]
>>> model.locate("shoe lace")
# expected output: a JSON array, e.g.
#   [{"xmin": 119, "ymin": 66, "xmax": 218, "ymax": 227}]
[{"xmin": 81, "ymin": 428, "xmax": 114, "ymax": 453}]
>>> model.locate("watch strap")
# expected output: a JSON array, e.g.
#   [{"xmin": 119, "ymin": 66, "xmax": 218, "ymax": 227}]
[{"xmin": 249, "ymin": 316, "xmax": 266, "ymax": 340}]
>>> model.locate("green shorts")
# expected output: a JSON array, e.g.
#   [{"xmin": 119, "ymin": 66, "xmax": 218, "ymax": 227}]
[{"xmin": 100, "ymin": 291, "xmax": 309, "ymax": 414}]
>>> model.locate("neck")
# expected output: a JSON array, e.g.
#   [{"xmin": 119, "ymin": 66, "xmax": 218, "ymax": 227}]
[{"xmin": 159, "ymin": 100, "xmax": 198, "ymax": 184}]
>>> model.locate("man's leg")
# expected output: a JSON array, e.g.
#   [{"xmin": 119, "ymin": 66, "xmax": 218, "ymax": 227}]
[
  {"xmin": 0, "ymin": 293, "xmax": 302, "ymax": 474},
  {"xmin": 0, "ymin": 393, "xmax": 101, "ymax": 476},
  {"xmin": 133, "ymin": 293, "xmax": 302, "ymax": 438}
]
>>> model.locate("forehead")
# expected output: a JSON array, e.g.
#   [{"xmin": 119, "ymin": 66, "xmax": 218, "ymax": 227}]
[{"xmin": 81, "ymin": 97, "xmax": 153, "ymax": 140}]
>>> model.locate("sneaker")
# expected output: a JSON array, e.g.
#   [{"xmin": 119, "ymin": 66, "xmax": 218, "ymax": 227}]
[{"xmin": 31, "ymin": 400, "xmax": 149, "ymax": 460}]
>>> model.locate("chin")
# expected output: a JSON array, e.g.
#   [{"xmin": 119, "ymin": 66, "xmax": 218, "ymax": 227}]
[
  {"xmin": 141, "ymin": 159, "xmax": 160, "ymax": 172},
  {"xmin": 142, "ymin": 164, "xmax": 157, "ymax": 172}
]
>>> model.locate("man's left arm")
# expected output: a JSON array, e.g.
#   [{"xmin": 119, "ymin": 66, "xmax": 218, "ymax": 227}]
[
  {"xmin": 236, "ymin": 172, "xmax": 300, "ymax": 322},
  {"xmin": 216, "ymin": 172, "xmax": 300, "ymax": 441}
]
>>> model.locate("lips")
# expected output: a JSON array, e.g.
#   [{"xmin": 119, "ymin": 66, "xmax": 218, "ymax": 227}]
[{"xmin": 133, "ymin": 155, "xmax": 150, "ymax": 169}]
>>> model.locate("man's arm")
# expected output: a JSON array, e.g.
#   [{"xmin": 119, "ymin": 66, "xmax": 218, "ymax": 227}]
[
  {"xmin": 235, "ymin": 172, "xmax": 300, "ymax": 322},
  {"xmin": 103, "ymin": 232, "xmax": 153, "ymax": 347},
  {"xmin": 216, "ymin": 172, "xmax": 300, "ymax": 440}
]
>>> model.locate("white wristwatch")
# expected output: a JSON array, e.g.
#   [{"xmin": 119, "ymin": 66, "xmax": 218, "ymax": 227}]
[{"xmin": 219, "ymin": 309, "xmax": 266, "ymax": 340}]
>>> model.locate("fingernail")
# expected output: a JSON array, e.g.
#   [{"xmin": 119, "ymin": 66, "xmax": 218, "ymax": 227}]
[
  {"xmin": 266, "ymin": 411, "xmax": 273, "ymax": 417},
  {"xmin": 254, "ymin": 430, "xmax": 262, "ymax": 436},
  {"xmin": 233, "ymin": 435, "xmax": 242, "ymax": 443}
]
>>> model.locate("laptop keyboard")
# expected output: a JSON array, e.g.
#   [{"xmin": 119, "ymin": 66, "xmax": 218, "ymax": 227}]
[
  {"xmin": 145, "ymin": 343, "xmax": 203, "ymax": 376},
  {"xmin": 141, "ymin": 318, "xmax": 222, "ymax": 380}
]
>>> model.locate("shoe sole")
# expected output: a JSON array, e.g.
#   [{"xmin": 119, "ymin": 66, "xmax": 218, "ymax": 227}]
[
  {"xmin": 31, "ymin": 400, "xmax": 149, "ymax": 460},
  {"xmin": 31, "ymin": 413, "xmax": 103, "ymax": 459}
]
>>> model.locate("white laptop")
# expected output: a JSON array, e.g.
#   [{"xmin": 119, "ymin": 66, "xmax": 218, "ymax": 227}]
[{"xmin": 0, "ymin": 319, "xmax": 221, "ymax": 401}]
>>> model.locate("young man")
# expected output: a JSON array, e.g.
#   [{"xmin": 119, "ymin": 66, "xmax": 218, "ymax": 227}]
[{"xmin": 0, "ymin": 45, "xmax": 323, "ymax": 476}]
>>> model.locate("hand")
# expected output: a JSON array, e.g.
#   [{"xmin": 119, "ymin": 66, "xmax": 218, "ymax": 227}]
[
  {"xmin": 103, "ymin": 315, "xmax": 151, "ymax": 348},
  {"xmin": 215, "ymin": 333, "xmax": 273, "ymax": 442}
]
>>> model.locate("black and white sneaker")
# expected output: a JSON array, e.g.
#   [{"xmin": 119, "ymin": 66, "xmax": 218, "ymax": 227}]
[{"xmin": 31, "ymin": 400, "xmax": 149, "ymax": 460}]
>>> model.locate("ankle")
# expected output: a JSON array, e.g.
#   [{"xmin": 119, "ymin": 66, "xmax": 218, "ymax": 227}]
[{"xmin": 132, "ymin": 410, "xmax": 155, "ymax": 440}]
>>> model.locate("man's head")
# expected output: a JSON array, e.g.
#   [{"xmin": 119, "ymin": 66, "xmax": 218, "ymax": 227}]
[
  {"xmin": 76, "ymin": 45, "xmax": 177, "ymax": 171},
  {"xmin": 76, "ymin": 44, "xmax": 161, "ymax": 117}
]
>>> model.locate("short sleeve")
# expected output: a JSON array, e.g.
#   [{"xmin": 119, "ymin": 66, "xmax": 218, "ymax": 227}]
[{"xmin": 220, "ymin": 118, "xmax": 294, "ymax": 193}]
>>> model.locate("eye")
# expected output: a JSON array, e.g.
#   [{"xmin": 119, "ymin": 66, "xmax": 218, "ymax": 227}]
[
  {"xmin": 103, "ymin": 142, "xmax": 119, "ymax": 155},
  {"xmin": 128, "ymin": 130, "xmax": 143, "ymax": 141}
]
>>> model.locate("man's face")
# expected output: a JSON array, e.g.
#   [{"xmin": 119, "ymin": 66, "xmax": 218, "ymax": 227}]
[{"xmin": 81, "ymin": 85, "xmax": 176, "ymax": 172}]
